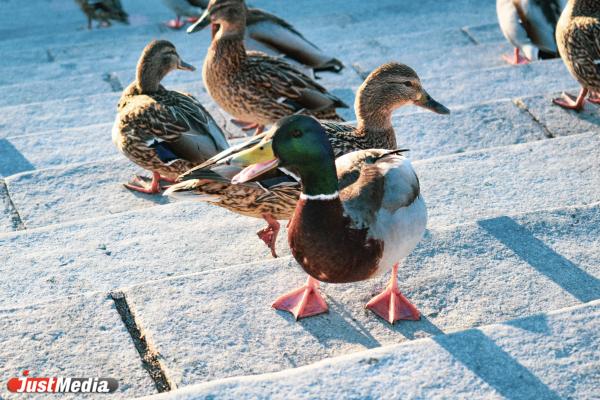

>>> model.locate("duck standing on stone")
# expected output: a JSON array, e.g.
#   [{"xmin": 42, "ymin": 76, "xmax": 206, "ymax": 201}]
[
  {"xmin": 552, "ymin": 0, "xmax": 600, "ymax": 110},
  {"xmin": 165, "ymin": 63, "xmax": 448, "ymax": 257},
  {"xmin": 496, "ymin": 0, "xmax": 567, "ymax": 64},
  {"xmin": 231, "ymin": 115, "xmax": 427, "ymax": 324},
  {"xmin": 74, "ymin": 0, "xmax": 129, "ymax": 29},
  {"xmin": 113, "ymin": 40, "xmax": 229, "ymax": 194},
  {"xmin": 186, "ymin": 0, "xmax": 348, "ymax": 135}
]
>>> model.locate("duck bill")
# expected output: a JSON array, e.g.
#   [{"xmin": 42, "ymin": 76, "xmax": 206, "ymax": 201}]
[
  {"xmin": 177, "ymin": 59, "xmax": 196, "ymax": 72},
  {"xmin": 230, "ymin": 138, "xmax": 280, "ymax": 183},
  {"xmin": 229, "ymin": 137, "xmax": 275, "ymax": 167},
  {"xmin": 415, "ymin": 90, "xmax": 450, "ymax": 114},
  {"xmin": 232, "ymin": 159, "xmax": 280, "ymax": 184},
  {"xmin": 187, "ymin": 9, "xmax": 211, "ymax": 33}
]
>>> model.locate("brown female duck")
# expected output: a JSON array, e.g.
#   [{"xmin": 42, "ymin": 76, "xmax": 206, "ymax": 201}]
[
  {"xmin": 113, "ymin": 40, "xmax": 229, "ymax": 194},
  {"xmin": 232, "ymin": 115, "xmax": 427, "ymax": 324},
  {"xmin": 162, "ymin": 0, "xmax": 344, "ymax": 74},
  {"xmin": 165, "ymin": 62, "xmax": 448, "ymax": 257},
  {"xmin": 553, "ymin": 0, "xmax": 600, "ymax": 110},
  {"xmin": 187, "ymin": 0, "xmax": 348, "ymax": 135}
]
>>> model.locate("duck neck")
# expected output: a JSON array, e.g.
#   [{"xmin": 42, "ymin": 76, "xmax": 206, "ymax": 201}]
[
  {"xmin": 210, "ymin": 26, "xmax": 247, "ymax": 66},
  {"xmin": 355, "ymin": 98, "xmax": 397, "ymax": 148},
  {"xmin": 136, "ymin": 62, "xmax": 167, "ymax": 94},
  {"xmin": 298, "ymin": 160, "xmax": 339, "ymax": 199}
]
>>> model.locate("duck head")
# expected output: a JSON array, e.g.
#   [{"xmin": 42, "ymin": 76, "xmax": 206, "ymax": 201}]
[
  {"xmin": 187, "ymin": 0, "xmax": 246, "ymax": 37},
  {"xmin": 136, "ymin": 40, "xmax": 195, "ymax": 93},
  {"xmin": 232, "ymin": 115, "xmax": 339, "ymax": 196},
  {"xmin": 355, "ymin": 63, "xmax": 449, "ymax": 130}
]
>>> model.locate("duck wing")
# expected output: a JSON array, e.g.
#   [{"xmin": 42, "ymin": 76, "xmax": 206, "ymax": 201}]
[
  {"xmin": 337, "ymin": 149, "xmax": 418, "ymax": 229},
  {"xmin": 245, "ymin": 8, "xmax": 344, "ymax": 72},
  {"xmin": 120, "ymin": 89, "xmax": 229, "ymax": 165},
  {"xmin": 246, "ymin": 53, "xmax": 348, "ymax": 115}
]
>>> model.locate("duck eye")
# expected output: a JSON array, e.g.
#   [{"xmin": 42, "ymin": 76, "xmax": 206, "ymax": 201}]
[
  {"xmin": 291, "ymin": 130, "xmax": 302, "ymax": 138},
  {"xmin": 401, "ymin": 81, "xmax": 413, "ymax": 87}
]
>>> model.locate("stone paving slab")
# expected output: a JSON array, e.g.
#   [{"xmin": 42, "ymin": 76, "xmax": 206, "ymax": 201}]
[
  {"xmin": 419, "ymin": 132, "xmax": 600, "ymax": 226},
  {"xmin": 3, "ymin": 123, "xmax": 113, "ymax": 175},
  {"xmin": 420, "ymin": 59, "xmax": 579, "ymax": 109},
  {"xmin": 0, "ymin": 92, "xmax": 121, "ymax": 137},
  {"xmin": 516, "ymin": 91, "xmax": 600, "ymax": 138},
  {"xmin": 5, "ymin": 131, "xmax": 599, "ymax": 230},
  {"xmin": 0, "ymin": 201, "xmax": 289, "ymax": 308},
  {"xmin": 355, "ymin": 41, "xmax": 511, "ymax": 80},
  {"xmin": 0, "ymin": 293, "xmax": 156, "ymax": 399},
  {"xmin": 396, "ymin": 99, "xmax": 546, "ymax": 159},
  {"xmin": 144, "ymin": 300, "xmax": 600, "ymax": 400},
  {"xmin": 122, "ymin": 203, "xmax": 600, "ymax": 387},
  {"xmin": 4, "ymin": 158, "xmax": 171, "ymax": 228},
  {"xmin": 462, "ymin": 23, "xmax": 506, "ymax": 45},
  {"xmin": 0, "ymin": 73, "xmax": 114, "ymax": 108}
]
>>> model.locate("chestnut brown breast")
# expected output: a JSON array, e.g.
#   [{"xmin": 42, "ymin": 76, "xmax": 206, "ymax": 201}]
[{"xmin": 288, "ymin": 198, "xmax": 384, "ymax": 283}]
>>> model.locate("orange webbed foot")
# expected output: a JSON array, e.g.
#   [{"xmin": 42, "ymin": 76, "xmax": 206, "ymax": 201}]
[
  {"xmin": 366, "ymin": 264, "xmax": 420, "ymax": 324},
  {"xmin": 272, "ymin": 276, "xmax": 328, "ymax": 320}
]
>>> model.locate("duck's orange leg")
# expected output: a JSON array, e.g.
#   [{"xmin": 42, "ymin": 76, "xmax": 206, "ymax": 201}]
[
  {"xmin": 123, "ymin": 171, "xmax": 163, "ymax": 194},
  {"xmin": 366, "ymin": 264, "xmax": 420, "ymax": 324},
  {"xmin": 502, "ymin": 48, "xmax": 530, "ymax": 65},
  {"xmin": 553, "ymin": 88, "xmax": 588, "ymax": 111},
  {"xmin": 257, "ymin": 213, "xmax": 280, "ymax": 258},
  {"xmin": 272, "ymin": 276, "xmax": 328, "ymax": 320}
]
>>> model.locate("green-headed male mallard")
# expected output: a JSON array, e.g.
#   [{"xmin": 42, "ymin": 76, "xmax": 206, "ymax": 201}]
[
  {"xmin": 231, "ymin": 115, "xmax": 427, "ymax": 324},
  {"xmin": 75, "ymin": 0, "xmax": 129, "ymax": 30},
  {"xmin": 552, "ymin": 0, "xmax": 600, "ymax": 110},
  {"xmin": 496, "ymin": 0, "xmax": 567, "ymax": 64},
  {"xmin": 165, "ymin": 62, "xmax": 448, "ymax": 257},
  {"xmin": 186, "ymin": 0, "xmax": 348, "ymax": 135},
  {"xmin": 113, "ymin": 40, "xmax": 229, "ymax": 194}
]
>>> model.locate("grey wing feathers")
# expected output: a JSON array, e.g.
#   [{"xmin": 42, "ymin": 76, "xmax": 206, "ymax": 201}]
[{"xmin": 337, "ymin": 149, "xmax": 419, "ymax": 228}]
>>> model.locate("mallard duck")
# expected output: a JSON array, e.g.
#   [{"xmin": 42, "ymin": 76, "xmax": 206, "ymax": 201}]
[
  {"xmin": 113, "ymin": 40, "xmax": 229, "ymax": 194},
  {"xmin": 74, "ymin": 0, "xmax": 129, "ymax": 30},
  {"xmin": 497, "ymin": 0, "xmax": 567, "ymax": 64},
  {"xmin": 553, "ymin": 0, "xmax": 600, "ymax": 110},
  {"xmin": 161, "ymin": 0, "xmax": 208, "ymax": 29},
  {"xmin": 231, "ymin": 115, "xmax": 427, "ymax": 323},
  {"xmin": 163, "ymin": 1, "xmax": 344, "ymax": 74},
  {"xmin": 165, "ymin": 62, "xmax": 448, "ymax": 257},
  {"xmin": 186, "ymin": 0, "xmax": 348, "ymax": 135}
]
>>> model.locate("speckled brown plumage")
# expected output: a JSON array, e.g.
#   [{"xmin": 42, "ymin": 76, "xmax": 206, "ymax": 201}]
[
  {"xmin": 288, "ymin": 198, "xmax": 384, "ymax": 283},
  {"xmin": 200, "ymin": 0, "xmax": 347, "ymax": 127},
  {"xmin": 556, "ymin": 0, "xmax": 600, "ymax": 91},
  {"xmin": 114, "ymin": 40, "xmax": 229, "ymax": 181}
]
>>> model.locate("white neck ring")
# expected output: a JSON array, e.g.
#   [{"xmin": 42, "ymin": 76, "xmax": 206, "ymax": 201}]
[{"xmin": 300, "ymin": 191, "xmax": 339, "ymax": 201}]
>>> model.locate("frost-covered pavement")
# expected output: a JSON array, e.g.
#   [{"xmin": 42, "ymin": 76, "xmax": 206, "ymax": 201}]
[{"xmin": 0, "ymin": 0, "xmax": 599, "ymax": 399}]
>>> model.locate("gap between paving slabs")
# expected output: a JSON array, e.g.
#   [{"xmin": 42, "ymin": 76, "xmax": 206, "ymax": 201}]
[{"xmin": 110, "ymin": 291, "xmax": 177, "ymax": 394}]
